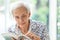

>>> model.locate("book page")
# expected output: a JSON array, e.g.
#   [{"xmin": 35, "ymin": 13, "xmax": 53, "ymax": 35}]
[{"xmin": 1, "ymin": 33, "xmax": 32, "ymax": 40}]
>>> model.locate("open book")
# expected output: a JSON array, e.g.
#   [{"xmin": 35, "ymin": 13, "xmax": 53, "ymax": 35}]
[{"xmin": 1, "ymin": 33, "xmax": 32, "ymax": 40}]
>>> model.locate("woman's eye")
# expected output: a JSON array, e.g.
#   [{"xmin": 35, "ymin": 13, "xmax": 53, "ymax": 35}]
[
  {"xmin": 15, "ymin": 16, "xmax": 19, "ymax": 19},
  {"xmin": 23, "ymin": 15, "xmax": 26, "ymax": 17}
]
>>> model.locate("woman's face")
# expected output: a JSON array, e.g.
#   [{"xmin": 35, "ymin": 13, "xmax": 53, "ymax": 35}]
[{"xmin": 12, "ymin": 6, "xmax": 30, "ymax": 26}]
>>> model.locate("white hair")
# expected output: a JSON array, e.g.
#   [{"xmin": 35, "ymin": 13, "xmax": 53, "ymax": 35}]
[{"xmin": 10, "ymin": 1, "xmax": 32, "ymax": 14}]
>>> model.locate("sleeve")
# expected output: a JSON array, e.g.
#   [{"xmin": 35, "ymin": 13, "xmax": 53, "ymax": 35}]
[
  {"xmin": 41, "ymin": 25, "xmax": 50, "ymax": 40},
  {"xmin": 8, "ymin": 25, "xmax": 16, "ymax": 34}
]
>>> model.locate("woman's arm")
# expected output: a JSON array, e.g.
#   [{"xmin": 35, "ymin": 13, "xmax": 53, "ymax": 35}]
[
  {"xmin": 25, "ymin": 32, "xmax": 41, "ymax": 40},
  {"xmin": 42, "ymin": 25, "xmax": 50, "ymax": 40}
]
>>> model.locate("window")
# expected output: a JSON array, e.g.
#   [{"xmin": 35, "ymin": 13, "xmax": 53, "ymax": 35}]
[
  {"xmin": 57, "ymin": 0, "xmax": 60, "ymax": 40},
  {"xmin": 0, "ymin": 0, "xmax": 5, "ymax": 34}
]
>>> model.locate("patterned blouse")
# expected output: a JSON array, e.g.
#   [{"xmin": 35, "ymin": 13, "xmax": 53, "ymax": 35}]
[{"xmin": 8, "ymin": 19, "xmax": 50, "ymax": 40}]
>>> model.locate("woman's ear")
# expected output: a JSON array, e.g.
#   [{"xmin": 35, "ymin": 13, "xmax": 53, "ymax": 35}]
[{"xmin": 28, "ymin": 12, "xmax": 31, "ymax": 18}]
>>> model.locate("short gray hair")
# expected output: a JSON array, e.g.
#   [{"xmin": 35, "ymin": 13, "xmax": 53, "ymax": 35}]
[{"xmin": 10, "ymin": 1, "xmax": 32, "ymax": 14}]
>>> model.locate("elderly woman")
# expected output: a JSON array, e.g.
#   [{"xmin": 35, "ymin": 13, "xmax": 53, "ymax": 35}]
[{"xmin": 8, "ymin": 2, "xmax": 49, "ymax": 40}]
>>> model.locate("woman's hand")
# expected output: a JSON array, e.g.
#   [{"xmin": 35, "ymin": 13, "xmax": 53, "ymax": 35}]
[
  {"xmin": 25, "ymin": 32, "xmax": 41, "ymax": 40},
  {"xmin": 11, "ymin": 37, "xmax": 16, "ymax": 40}
]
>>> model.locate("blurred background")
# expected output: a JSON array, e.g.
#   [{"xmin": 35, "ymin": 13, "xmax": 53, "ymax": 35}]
[{"xmin": 57, "ymin": 0, "xmax": 60, "ymax": 40}]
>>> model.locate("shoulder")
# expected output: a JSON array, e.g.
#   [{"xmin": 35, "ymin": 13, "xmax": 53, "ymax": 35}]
[
  {"xmin": 8, "ymin": 24, "xmax": 16, "ymax": 33},
  {"xmin": 30, "ymin": 20, "xmax": 46, "ymax": 29},
  {"xmin": 30, "ymin": 20, "xmax": 48, "ymax": 36}
]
